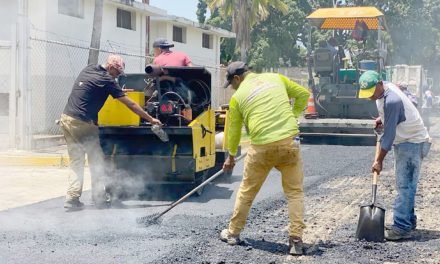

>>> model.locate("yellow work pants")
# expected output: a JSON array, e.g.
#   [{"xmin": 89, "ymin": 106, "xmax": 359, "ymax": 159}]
[
  {"xmin": 60, "ymin": 114, "xmax": 107, "ymax": 203},
  {"xmin": 228, "ymin": 136, "xmax": 305, "ymax": 238}
]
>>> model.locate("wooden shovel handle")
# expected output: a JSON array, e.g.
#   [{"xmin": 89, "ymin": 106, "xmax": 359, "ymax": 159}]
[
  {"xmin": 374, "ymin": 140, "xmax": 381, "ymax": 161},
  {"xmin": 372, "ymin": 140, "xmax": 381, "ymax": 185},
  {"xmin": 373, "ymin": 171, "xmax": 378, "ymax": 185}
]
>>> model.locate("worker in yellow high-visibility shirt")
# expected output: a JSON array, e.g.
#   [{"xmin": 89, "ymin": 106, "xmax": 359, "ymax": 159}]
[{"xmin": 220, "ymin": 61, "xmax": 310, "ymax": 256}]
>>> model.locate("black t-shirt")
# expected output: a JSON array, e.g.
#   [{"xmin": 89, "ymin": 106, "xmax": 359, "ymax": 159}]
[{"xmin": 63, "ymin": 64, "xmax": 126, "ymax": 123}]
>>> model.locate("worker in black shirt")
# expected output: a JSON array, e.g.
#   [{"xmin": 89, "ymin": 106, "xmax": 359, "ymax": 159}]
[{"xmin": 61, "ymin": 54, "xmax": 161, "ymax": 211}]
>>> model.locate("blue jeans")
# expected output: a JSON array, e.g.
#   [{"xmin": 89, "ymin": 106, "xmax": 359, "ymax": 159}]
[{"xmin": 393, "ymin": 142, "xmax": 424, "ymax": 233}]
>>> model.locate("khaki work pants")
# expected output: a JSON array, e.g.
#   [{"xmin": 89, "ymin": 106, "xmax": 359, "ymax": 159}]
[
  {"xmin": 228, "ymin": 136, "xmax": 306, "ymax": 238},
  {"xmin": 60, "ymin": 114, "xmax": 107, "ymax": 203}
]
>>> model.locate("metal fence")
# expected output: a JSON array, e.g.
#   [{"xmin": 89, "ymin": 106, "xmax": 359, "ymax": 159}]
[
  {"xmin": 29, "ymin": 38, "xmax": 231, "ymax": 138},
  {"xmin": 8, "ymin": 36, "xmax": 307, "ymax": 149},
  {"xmin": 29, "ymin": 38, "xmax": 149, "ymax": 136}
]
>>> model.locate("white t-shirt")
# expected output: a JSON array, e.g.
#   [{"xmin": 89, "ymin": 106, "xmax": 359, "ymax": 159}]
[{"xmin": 376, "ymin": 82, "xmax": 429, "ymax": 150}]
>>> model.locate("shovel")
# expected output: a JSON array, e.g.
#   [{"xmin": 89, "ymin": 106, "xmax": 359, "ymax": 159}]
[
  {"xmin": 356, "ymin": 131, "xmax": 386, "ymax": 242},
  {"xmin": 136, "ymin": 153, "xmax": 247, "ymax": 227}
]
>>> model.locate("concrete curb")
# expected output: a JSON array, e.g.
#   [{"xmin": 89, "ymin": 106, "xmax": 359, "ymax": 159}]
[
  {"xmin": 0, "ymin": 155, "xmax": 70, "ymax": 167},
  {"xmin": 0, "ymin": 141, "xmax": 251, "ymax": 167}
]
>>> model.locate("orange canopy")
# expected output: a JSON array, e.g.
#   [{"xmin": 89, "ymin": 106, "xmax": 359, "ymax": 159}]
[{"xmin": 307, "ymin": 7, "xmax": 387, "ymax": 31}]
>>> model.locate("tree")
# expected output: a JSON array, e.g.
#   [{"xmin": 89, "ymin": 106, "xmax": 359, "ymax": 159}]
[
  {"xmin": 203, "ymin": 0, "xmax": 440, "ymax": 87},
  {"xmin": 206, "ymin": 8, "xmax": 237, "ymax": 64},
  {"xmin": 248, "ymin": 0, "xmax": 309, "ymax": 71},
  {"xmin": 206, "ymin": 0, "xmax": 288, "ymax": 62},
  {"xmin": 197, "ymin": 0, "xmax": 208, "ymax": 24},
  {"xmin": 88, "ymin": 0, "xmax": 104, "ymax": 65},
  {"xmin": 204, "ymin": 0, "xmax": 311, "ymax": 68},
  {"xmin": 346, "ymin": 0, "xmax": 440, "ymax": 65}
]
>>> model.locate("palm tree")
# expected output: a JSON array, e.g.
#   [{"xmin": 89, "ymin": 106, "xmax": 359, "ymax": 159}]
[{"xmin": 207, "ymin": 0, "xmax": 288, "ymax": 62}]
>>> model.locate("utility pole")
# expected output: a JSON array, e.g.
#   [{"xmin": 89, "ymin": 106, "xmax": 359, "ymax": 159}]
[
  {"xmin": 143, "ymin": 0, "xmax": 150, "ymax": 56},
  {"xmin": 17, "ymin": 0, "xmax": 32, "ymax": 150},
  {"xmin": 88, "ymin": 0, "xmax": 104, "ymax": 65}
]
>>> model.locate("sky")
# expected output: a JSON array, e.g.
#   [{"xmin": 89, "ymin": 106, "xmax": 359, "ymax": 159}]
[{"xmin": 149, "ymin": 0, "xmax": 201, "ymax": 21}]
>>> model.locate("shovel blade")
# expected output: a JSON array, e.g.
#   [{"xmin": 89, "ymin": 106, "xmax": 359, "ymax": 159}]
[{"xmin": 356, "ymin": 204, "xmax": 385, "ymax": 242}]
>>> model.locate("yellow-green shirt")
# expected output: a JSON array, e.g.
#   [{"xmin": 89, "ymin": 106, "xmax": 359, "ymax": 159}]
[{"xmin": 228, "ymin": 72, "xmax": 310, "ymax": 156}]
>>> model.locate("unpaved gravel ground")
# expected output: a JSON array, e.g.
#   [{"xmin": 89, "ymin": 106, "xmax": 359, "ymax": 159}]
[{"xmin": 157, "ymin": 120, "xmax": 440, "ymax": 264}]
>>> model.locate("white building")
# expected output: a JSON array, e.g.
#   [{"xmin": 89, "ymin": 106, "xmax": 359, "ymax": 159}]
[{"xmin": 0, "ymin": 0, "xmax": 234, "ymax": 150}]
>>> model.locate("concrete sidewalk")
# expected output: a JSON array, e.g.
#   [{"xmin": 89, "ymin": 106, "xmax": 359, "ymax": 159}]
[{"xmin": 0, "ymin": 165, "xmax": 92, "ymax": 211}]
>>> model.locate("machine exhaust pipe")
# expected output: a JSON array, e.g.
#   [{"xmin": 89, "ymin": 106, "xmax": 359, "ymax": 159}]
[{"xmin": 145, "ymin": 64, "xmax": 164, "ymax": 77}]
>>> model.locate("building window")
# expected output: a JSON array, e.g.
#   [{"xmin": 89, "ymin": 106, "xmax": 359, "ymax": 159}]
[
  {"xmin": 58, "ymin": 0, "xmax": 84, "ymax": 18},
  {"xmin": 173, "ymin": 26, "xmax": 186, "ymax": 43},
  {"xmin": 0, "ymin": 93, "xmax": 8, "ymax": 116},
  {"xmin": 117, "ymin": 8, "xmax": 136, "ymax": 31},
  {"xmin": 202, "ymin": 33, "xmax": 213, "ymax": 49}
]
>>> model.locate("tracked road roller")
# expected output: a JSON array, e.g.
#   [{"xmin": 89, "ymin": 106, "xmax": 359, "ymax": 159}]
[{"xmin": 98, "ymin": 66, "xmax": 234, "ymax": 198}]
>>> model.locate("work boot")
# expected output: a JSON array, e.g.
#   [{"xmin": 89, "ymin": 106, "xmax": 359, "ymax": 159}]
[
  {"xmin": 385, "ymin": 227, "xmax": 412, "ymax": 241},
  {"xmin": 219, "ymin": 229, "xmax": 241, "ymax": 246},
  {"xmin": 289, "ymin": 236, "xmax": 304, "ymax": 256},
  {"xmin": 64, "ymin": 199, "xmax": 84, "ymax": 211}
]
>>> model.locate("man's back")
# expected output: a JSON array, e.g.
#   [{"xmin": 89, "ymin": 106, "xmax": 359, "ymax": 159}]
[
  {"xmin": 230, "ymin": 73, "xmax": 308, "ymax": 145},
  {"xmin": 377, "ymin": 82, "xmax": 428, "ymax": 146},
  {"xmin": 63, "ymin": 64, "xmax": 125, "ymax": 123},
  {"xmin": 153, "ymin": 51, "xmax": 192, "ymax": 67}
]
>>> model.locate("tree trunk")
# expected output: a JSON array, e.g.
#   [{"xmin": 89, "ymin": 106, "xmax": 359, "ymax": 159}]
[
  {"xmin": 88, "ymin": 0, "xmax": 104, "ymax": 65},
  {"xmin": 235, "ymin": 0, "xmax": 250, "ymax": 62}
]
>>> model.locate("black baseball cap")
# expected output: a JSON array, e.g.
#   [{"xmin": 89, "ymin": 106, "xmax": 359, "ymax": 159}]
[
  {"xmin": 153, "ymin": 38, "xmax": 174, "ymax": 48},
  {"xmin": 223, "ymin": 61, "xmax": 249, "ymax": 88}
]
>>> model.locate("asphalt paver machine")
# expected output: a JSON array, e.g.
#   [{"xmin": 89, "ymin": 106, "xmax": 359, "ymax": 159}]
[{"xmin": 300, "ymin": 6, "xmax": 388, "ymax": 145}]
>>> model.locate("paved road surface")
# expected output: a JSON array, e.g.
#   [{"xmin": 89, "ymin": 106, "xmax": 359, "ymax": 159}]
[{"xmin": 0, "ymin": 143, "xmax": 377, "ymax": 263}]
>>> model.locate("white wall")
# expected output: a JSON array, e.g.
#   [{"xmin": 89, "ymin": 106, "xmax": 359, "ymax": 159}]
[
  {"xmin": 101, "ymin": 4, "xmax": 146, "ymax": 58},
  {"xmin": 150, "ymin": 22, "xmax": 218, "ymax": 67},
  {"xmin": 0, "ymin": 0, "xmax": 18, "ymax": 40},
  {"xmin": 0, "ymin": 0, "xmax": 16, "ymax": 148},
  {"xmin": 25, "ymin": 0, "xmax": 151, "ymax": 135},
  {"xmin": 31, "ymin": 0, "xmax": 147, "ymax": 59},
  {"xmin": 0, "ymin": 0, "xmax": 226, "ymax": 142},
  {"xmin": 31, "ymin": 0, "xmax": 92, "ymax": 43}
]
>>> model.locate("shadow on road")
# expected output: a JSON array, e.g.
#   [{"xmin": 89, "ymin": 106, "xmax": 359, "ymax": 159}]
[
  {"xmin": 107, "ymin": 169, "xmax": 241, "ymax": 204},
  {"xmin": 114, "ymin": 202, "xmax": 172, "ymax": 209},
  {"xmin": 213, "ymin": 173, "xmax": 242, "ymax": 184},
  {"xmin": 412, "ymin": 229, "xmax": 440, "ymax": 242},
  {"xmin": 131, "ymin": 183, "xmax": 234, "ymax": 203},
  {"xmin": 241, "ymin": 238, "xmax": 288, "ymax": 254},
  {"xmin": 62, "ymin": 198, "xmax": 174, "ymax": 212},
  {"xmin": 242, "ymin": 238, "xmax": 331, "ymax": 256}
]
